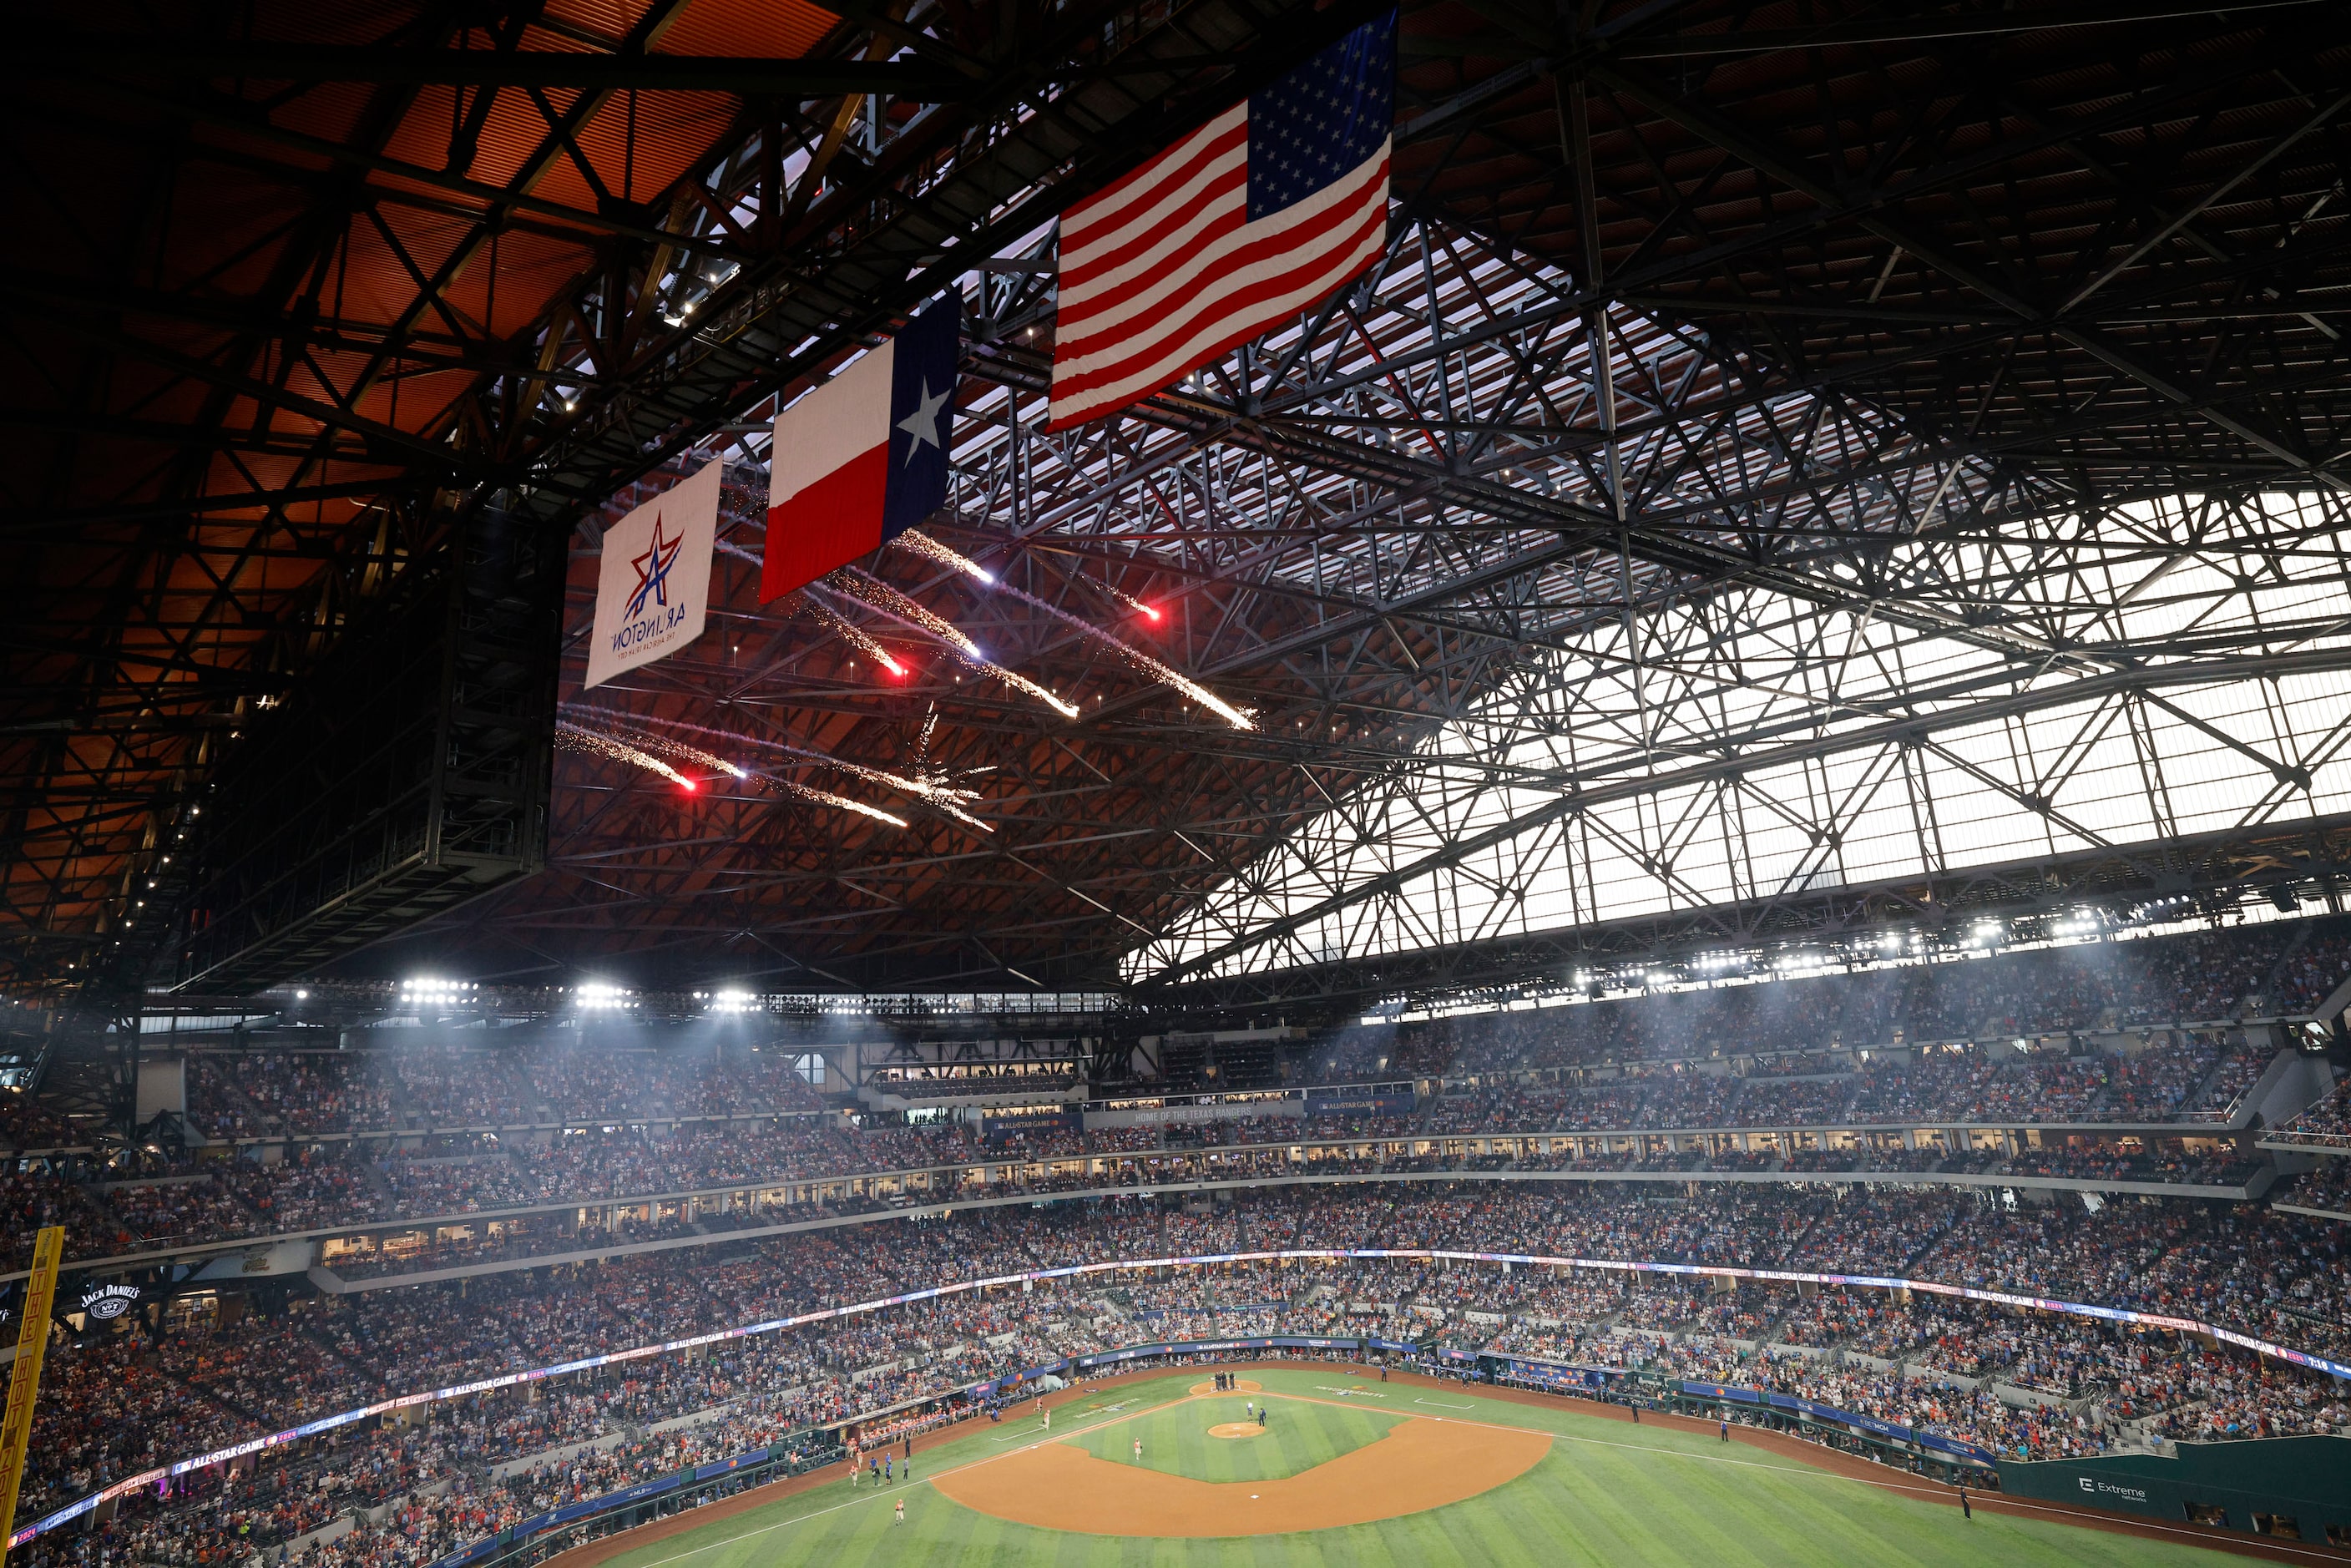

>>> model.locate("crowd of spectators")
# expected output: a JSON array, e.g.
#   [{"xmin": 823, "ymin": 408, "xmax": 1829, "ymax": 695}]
[
  {"xmin": 2273, "ymin": 927, "xmax": 2351, "ymax": 1014},
  {"xmin": 1321, "ymin": 917, "xmax": 2347, "ymax": 1081},
  {"xmin": 18, "ymin": 1179, "xmax": 2351, "ymax": 1568},
  {"xmin": 190, "ymin": 1054, "xmax": 397, "ymax": 1139},
  {"xmin": 0, "ymin": 1169, "xmax": 100, "ymax": 1268},
  {"xmin": 0, "ymin": 1095, "xmax": 82, "ymax": 1149},
  {"xmin": 94, "ymin": 1174, "xmax": 256, "ymax": 1251},
  {"xmin": 2272, "ymin": 1161, "xmax": 2351, "ymax": 1216},
  {"xmin": 4, "ymin": 1050, "xmax": 2323, "ymax": 1272},
  {"xmin": 2278, "ymin": 1080, "xmax": 2351, "ymax": 1146},
  {"xmin": 180, "ymin": 1045, "xmax": 827, "ymax": 1143},
  {"xmin": 2006, "ymin": 1141, "xmax": 2256, "ymax": 1186}
]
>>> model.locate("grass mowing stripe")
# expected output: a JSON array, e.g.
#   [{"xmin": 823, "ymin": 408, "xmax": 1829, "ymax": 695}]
[{"xmin": 1256, "ymin": 1383, "xmax": 2346, "ymax": 1562}]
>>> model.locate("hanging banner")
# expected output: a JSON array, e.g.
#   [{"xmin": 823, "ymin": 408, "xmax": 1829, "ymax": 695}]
[{"xmin": 584, "ymin": 459, "xmax": 723, "ymax": 690}]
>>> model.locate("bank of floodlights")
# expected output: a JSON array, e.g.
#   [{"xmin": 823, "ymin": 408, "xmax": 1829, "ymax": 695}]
[
  {"xmin": 574, "ymin": 982, "xmax": 635, "ymax": 1011},
  {"xmin": 402, "ymin": 977, "xmax": 475, "ymax": 1004}
]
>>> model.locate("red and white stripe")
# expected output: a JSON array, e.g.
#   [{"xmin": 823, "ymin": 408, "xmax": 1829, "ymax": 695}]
[{"xmin": 1049, "ymin": 104, "xmax": 1391, "ymax": 431}]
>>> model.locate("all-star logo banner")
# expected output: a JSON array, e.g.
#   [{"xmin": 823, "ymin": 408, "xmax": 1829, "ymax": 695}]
[{"xmin": 584, "ymin": 458, "xmax": 722, "ymax": 690}]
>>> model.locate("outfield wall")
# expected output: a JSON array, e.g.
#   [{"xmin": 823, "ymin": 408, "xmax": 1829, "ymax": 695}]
[{"xmin": 1996, "ymin": 1434, "xmax": 2351, "ymax": 1544}]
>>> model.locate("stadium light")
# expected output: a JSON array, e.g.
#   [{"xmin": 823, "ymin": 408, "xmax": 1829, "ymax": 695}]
[
  {"xmin": 709, "ymin": 989, "xmax": 756, "ymax": 1014},
  {"xmin": 401, "ymin": 977, "xmax": 474, "ymax": 1001},
  {"xmin": 575, "ymin": 982, "xmax": 635, "ymax": 1011}
]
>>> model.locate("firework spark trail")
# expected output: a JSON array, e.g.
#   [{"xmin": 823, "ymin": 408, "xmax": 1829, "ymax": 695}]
[
  {"xmin": 560, "ymin": 718, "xmax": 900, "ymax": 827},
  {"xmin": 895, "ymin": 532, "xmax": 1251, "ymax": 730},
  {"xmin": 832, "ymin": 569, "xmax": 981, "ymax": 656},
  {"xmin": 576, "ymin": 711, "xmax": 973, "ymax": 832},
  {"xmin": 599, "ymin": 723, "xmax": 749, "ymax": 782},
  {"xmin": 554, "ymin": 720, "xmax": 695, "ymax": 790},
  {"xmin": 761, "ymin": 775, "xmax": 908, "ymax": 828},
  {"xmin": 892, "ymin": 526, "xmax": 998, "ymax": 584},
  {"xmin": 1095, "ymin": 579, "xmax": 1164, "ymax": 623},
  {"xmin": 572, "ymin": 718, "xmax": 904, "ymax": 827},
  {"xmin": 609, "ymin": 713, "xmax": 995, "ymax": 833},
  {"xmin": 900, "ymin": 529, "xmax": 1160, "ymax": 625},
  {"xmin": 601, "ymin": 722, "xmax": 905, "ymax": 828},
  {"xmin": 834, "ymin": 569, "xmax": 1080, "ymax": 719},
  {"xmin": 715, "ymin": 537, "xmax": 908, "ymax": 677},
  {"xmin": 797, "ymin": 593, "xmax": 906, "ymax": 675}
]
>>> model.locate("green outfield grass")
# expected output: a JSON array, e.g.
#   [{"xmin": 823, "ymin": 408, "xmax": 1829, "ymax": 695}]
[
  {"xmin": 591, "ymin": 1368, "xmax": 2260, "ymax": 1568},
  {"xmin": 1060, "ymin": 1392, "xmax": 1401, "ymax": 1480}
]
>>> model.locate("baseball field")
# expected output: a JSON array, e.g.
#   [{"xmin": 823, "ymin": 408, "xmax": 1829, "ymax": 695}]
[{"xmin": 569, "ymin": 1367, "xmax": 2275, "ymax": 1567}]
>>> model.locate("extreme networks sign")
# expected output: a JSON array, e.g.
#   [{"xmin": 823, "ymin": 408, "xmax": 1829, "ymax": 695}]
[{"xmin": 1996, "ymin": 1434, "xmax": 2351, "ymax": 1536}]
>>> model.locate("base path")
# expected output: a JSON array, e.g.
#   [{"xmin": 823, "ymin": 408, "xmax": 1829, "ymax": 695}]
[{"xmin": 933, "ymin": 1406, "xmax": 1549, "ymax": 1536}]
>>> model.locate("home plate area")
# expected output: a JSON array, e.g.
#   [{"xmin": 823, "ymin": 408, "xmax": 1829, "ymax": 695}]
[{"xmin": 928, "ymin": 1386, "xmax": 1549, "ymax": 1537}]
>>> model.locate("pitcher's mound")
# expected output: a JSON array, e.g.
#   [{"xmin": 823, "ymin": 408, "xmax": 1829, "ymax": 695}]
[
  {"xmin": 1208, "ymin": 1423, "xmax": 1262, "ymax": 1439},
  {"xmin": 1190, "ymin": 1378, "xmax": 1261, "ymax": 1394}
]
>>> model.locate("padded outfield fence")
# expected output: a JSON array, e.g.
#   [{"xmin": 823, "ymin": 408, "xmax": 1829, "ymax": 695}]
[{"xmin": 14, "ymin": 1246, "xmax": 2351, "ymax": 1550}]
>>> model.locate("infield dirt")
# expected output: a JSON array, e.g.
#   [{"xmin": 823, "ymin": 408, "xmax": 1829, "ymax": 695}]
[{"xmin": 931, "ymin": 1396, "xmax": 1550, "ymax": 1536}]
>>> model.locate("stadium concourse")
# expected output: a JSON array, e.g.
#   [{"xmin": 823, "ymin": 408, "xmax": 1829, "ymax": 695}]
[{"xmin": 9, "ymin": 0, "xmax": 2351, "ymax": 1563}]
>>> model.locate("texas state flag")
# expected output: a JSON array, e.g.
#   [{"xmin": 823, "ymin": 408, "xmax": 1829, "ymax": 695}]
[{"xmin": 761, "ymin": 298, "xmax": 960, "ymax": 603}]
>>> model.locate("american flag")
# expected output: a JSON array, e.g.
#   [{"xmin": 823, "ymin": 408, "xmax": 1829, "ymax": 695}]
[{"xmin": 1049, "ymin": 12, "xmax": 1396, "ymax": 431}]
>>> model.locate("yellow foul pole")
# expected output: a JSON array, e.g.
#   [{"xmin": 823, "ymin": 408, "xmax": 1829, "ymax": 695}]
[{"xmin": 0, "ymin": 1226, "xmax": 66, "ymax": 1568}]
